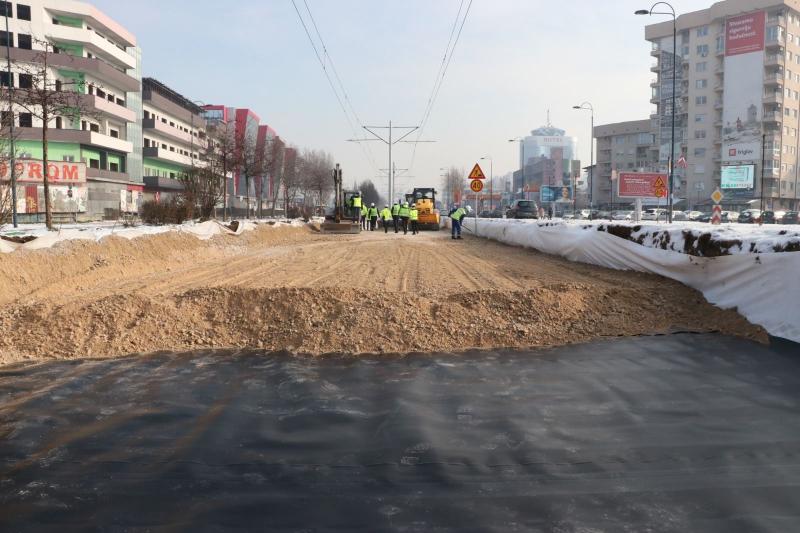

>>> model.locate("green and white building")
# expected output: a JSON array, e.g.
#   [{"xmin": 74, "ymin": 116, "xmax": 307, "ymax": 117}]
[{"xmin": 3, "ymin": 0, "xmax": 141, "ymax": 220}]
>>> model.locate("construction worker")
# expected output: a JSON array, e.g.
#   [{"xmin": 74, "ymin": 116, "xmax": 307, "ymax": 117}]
[
  {"xmin": 391, "ymin": 200, "xmax": 401, "ymax": 233},
  {"xmin": 449, "ymin": 204, "xmax": 466, "ymax": 240},
  {"xmin": 352, "ymin": 193, "xmax": 362, "ymax": 223},
  {"xmin": 409, "ymin": 204, "xmax": 419, "ymax": 235},
  {"xmin": 398, "ymin": 201, "xmax": 411, "ymax": 235},
  {"xmin": 380, "ymin": 204, "xmax": 393, "ymax": 233},
  {"xmin": 368, "ymin": 202, "xmax": 378, "ymax": 231},
  {"xmin": 360, "ymin": 202, "xmax": 368, "ymax": 230}
]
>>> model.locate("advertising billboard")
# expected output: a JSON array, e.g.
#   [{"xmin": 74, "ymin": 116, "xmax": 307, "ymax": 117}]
[
  {"xmin": 16, "ymin": 184, "xmax": 87, "ymax": 213},
  {"xmin": 540, "ymin": 185, "xmax": 573, "ymax": 203},
  {"xmin": 720, "ymin": 164, "xmax": 755, "ymax": 189},
  {"xmin": 0, "ymin": 160, "xmax": 87, "ymax": 184},
  {"xmin": 617, "ymin": 172, "xmax": 668, "ymax": 199},
  {"xmin": 722, "ymin": 11, "xmax": 765, "ymax": 163}
]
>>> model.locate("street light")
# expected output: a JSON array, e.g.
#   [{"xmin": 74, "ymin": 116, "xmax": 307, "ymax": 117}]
[
  {"xmin": 637, "ymin": 2, "xmax": 677, "ymax": 223},
  {"xmin": 572, "ymin": 103, "xmax": 594, "ymax": 216},
  {"xmin": 508, "ymin": 138, "xmax": 526, "ymax": 201},
  {"xmin": 480, "ymin": 156, "xmax": 493, "ymax": 211}
]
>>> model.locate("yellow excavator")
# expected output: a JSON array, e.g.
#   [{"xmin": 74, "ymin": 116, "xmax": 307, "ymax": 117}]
[{"xmin": 404, "ymin": 188, "xmax": 440, "ymax": 230}]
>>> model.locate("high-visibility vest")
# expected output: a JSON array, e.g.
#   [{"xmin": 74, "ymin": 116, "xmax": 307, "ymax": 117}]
[
  {"xmin": 399, "ymin": 205, "xmax": 410, "ymax": 217},
  {"xmin": 380, "ymin": 208, "xmax": 392, "ymax": 220},
  {"xmin": 353, "ymin": 196, "xmax": 362, "ymax": 208},
  {"xmin": 368, "ymin": 207, "xmax": 378, "ymax": 217},
  {"xmin": 391, "ymin": 204, "xmax": 400, "ymax": 216},
  {"xmin": 410, "ymin": 208, "xmax": 419, "ymax": 221},
  {"xmin": 361, "ymin": 204, "xmax": 368, "ymax": 216},
  {"xmin": 451, "ymin": 208, "xmax": 465, "ymax": 221}
]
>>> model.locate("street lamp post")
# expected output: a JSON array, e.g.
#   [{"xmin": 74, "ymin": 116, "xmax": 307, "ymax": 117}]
[
  {"xmin": 480, "ymin": 156, "xmax": 493, "ymax": 211},
  {"xmin": 637, "ymin": 2, "xmax": 677, "ymax": 223},
  {"xmin": 572, "ymin": 103, "xmax": 594, "ymax": 217}
]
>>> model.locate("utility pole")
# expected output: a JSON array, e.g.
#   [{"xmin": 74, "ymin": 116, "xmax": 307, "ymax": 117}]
[
  {"xmin": 347, "ymin": 121, "xmax": 433, "ymax": 202},
  {"xmin": 5, "ymin": 6, "xmax": 17, "ymax": 227}
]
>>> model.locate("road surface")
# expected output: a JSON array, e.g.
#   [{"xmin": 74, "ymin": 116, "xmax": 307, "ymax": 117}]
[{"xmin": 0, "ymin": 224, "xmax": 764, "ymax": 364}]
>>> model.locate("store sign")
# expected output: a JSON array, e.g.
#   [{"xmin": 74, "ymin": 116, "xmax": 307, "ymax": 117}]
[{"xmin": 0, "ymin": 160, "xmax": 87, "ymax": 184}]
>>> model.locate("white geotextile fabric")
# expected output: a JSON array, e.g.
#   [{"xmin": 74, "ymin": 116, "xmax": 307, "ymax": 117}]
[{"xmin": 467, "ymin": 219, "xmax": 800, "ymax": 343}]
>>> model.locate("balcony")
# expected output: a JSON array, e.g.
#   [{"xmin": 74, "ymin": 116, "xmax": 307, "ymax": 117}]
[
  {"xmin": 764, "ymin": 72, "xmax": 784, "ymax": 85},
  {"xmin": 80, "ymin": 94, "xmax": 136, "ymax": 122},
  {"xmin": 8, "ymin": 47, "xmax": 138, "ymax": 92},
  {"xmin": 765, "ymin": 54, "xmax": 786, "ymax": 66},
  {"xmin": 16, "ymin": 127, "xmax": 132, "ymax": 153},
  {"xmin": 650, "ymin": 62, "xmax": 659, "ymax": 72},
  {"xmin": 764, "ymin": 92, "xmax": 784, "ymax": 104},
  {"xmin": 767, "ymin": 15, "xmax": 787, "ymax": 27},
  {"xmin": 142, "ymin": 117, "xmax": 195, "ymax": 145},
  {"xmin": 763, "ymin": 111, "xmax": 784, "ymax": 124},
  {"xmin": 714, "ymin": 100, "xmax": 723, "ymax": 109},
  {"xmin": 45, "ymin": 23, "xmax": 136, "ymax": 70},
  {"xmin": 86, "ymin": 168, "xmax": 130, "ymax": 183},
  {"xmin": 714, "ymin": 83, "xmax": 724, "ymax": 92},
  {"xmin": 143, "ymin": 146, "xmax": 193, "ymax": 167},
  {"xmin": 766, "ymin": 35, "xmax": 783, "ymax": 49}
]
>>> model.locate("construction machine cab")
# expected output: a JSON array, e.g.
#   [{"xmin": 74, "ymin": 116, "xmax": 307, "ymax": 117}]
[{"xmin": 408, "ymin": 187, "xmax": 440, "ymax": 230}]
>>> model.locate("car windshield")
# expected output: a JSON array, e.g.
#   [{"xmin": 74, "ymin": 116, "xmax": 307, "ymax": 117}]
[{"xmin": 517, "ymin": 201, "xmax": 534, "ymax": 208}]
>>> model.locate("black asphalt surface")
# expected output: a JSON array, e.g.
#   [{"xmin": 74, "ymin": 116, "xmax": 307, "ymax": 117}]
[{"xmin": 1, "ymin": 333, "xmax": 799, "ymax": 532}]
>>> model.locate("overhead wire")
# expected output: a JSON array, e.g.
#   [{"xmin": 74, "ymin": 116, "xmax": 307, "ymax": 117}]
[
  {"xmin": 290, "ymin": 0, "xmax": 378, "ymax": 174},
  {"xmin": 409, "ymin": 0, "xmax": 474, "ymax": 172}
]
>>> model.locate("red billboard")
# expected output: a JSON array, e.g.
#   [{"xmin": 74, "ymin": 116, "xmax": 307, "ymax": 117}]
[
  {"xmin": 618, "ymin": 172, "xmax": 668, "ymax": 198},
  {"xmin": 726, "ymin": 11, "xmax": 765, "ymax": 56}
]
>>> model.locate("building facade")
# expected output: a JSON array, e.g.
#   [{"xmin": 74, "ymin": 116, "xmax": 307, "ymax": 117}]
[
  {"xmin": 142, "ymin": 77, "xmax": 205, "ymax": 202},
  {"xmin": 593, "ymin": 119, "xmax": 659, "ymax": 207},
  {"xmin": 646, "ymin": 0, "xmax": 800, "ymax": 210},
  {"xmin": 3, "ymin": 0, "xmax": 141, "ymax": 220},
  {"xmin": 513, "ymin": 124, "xmax": 580, "ymax": 206}
]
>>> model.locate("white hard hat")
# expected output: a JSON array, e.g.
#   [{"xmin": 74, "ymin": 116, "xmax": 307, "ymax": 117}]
[
  {"xmin": 371, "ymin": 202, "xmax": 375, "ymax": 206},
  {"xmin": 465, "ymin": 205, "xmax": 473, "ymax": 212}
]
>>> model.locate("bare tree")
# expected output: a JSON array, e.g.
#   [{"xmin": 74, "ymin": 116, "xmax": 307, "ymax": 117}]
[
  {"xmin": 440, "ymin": 166, "xmax": 464, "ymax": 208},
  {"xmin": 298, "ymin": 148, "xmax": 333, "ymax": 210},
  {"xmin": 358, "ymin": 179, "xmax": 384, "ymax": 207},
  {"xmin": 181, "ymin": 123, "xmax": 237, "ymax": 220},
  {"xmin": 13, "ymin": 38, "xmax": 100, "ymax": 230},
  {"xmin": 238, "ymin": 134, "xmax": 268, "ymax": 219},
  {"xmin": 267, "ymin": 136, "xmax": 285, "ymax": 216},
  {"xmin": 281, "ymin": 146, "xmax": 301, "ymax": 215},
  {"xmin": 0, "ymin": 115, "xmax": 19, "ymax": 228}
]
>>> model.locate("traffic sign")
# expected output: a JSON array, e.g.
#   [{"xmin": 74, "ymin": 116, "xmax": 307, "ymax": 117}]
[
  {"xmin": 653, "ymin": 176, "xmax": 667, "ymax": 198},
  {"xmin": 710, "ymin": 188, "xmax": 723, "ymax": 204},
  {"xmin": 468, "ymin": 163, "xmax": 486, "ymax": 180},
  {"xmin": 711, "ymin": 204, "xmax": 722, "ymax": 225},
  {"xmin": 470, "ymin": 179, "xmax": 483, "ymax": 193}
]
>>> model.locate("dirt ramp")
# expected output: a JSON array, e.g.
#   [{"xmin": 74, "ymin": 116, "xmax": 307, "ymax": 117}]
[{"xmin": 0, "ymin": 285, "xmax": 765, "ymax": 365}]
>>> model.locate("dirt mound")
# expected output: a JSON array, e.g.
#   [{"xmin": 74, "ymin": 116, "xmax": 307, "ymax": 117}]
[{"xmin": 0, "ymin": 285, "xmax": 764, "ymax": 364}]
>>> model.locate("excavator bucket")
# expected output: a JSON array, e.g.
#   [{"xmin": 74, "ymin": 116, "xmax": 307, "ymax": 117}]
[{"xmin": 320, "ymin": 221, "xmax": 362, "ymax": 234}]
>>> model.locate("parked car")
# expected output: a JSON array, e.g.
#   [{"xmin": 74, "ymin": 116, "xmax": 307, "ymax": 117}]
[
  {"xmin": 575, "ymin": 209, "xmax": 592, "ymax": 220},
  {"xmin": 697, "ymin": 212, "xmax": 712, "ymax": 223},
  {"xmin": 760, "ymin": 210, "xmax": 777, "ymax": 224},
  {"xmin": 738, "ymin": 209, "xmax": 761, "ymax": 224},
  {"xmin": 781, "ymin": 211, "xmax": 799, "ymax": 224},
  {"xmin": 611, "ymin": 210, "xmax": 633, "ymax": 221},
  {"xmin": 641, "ymin": 208, "xmax": 668, "ymax": 221},
  {"xmin": 773, "ymin": 210, "xmax": 787, "ymax": 223},
  {"xmin": 685, "ymin": 210, "xmax": 704, "ymax": 221},
  {"xmin": 672, "ymin": 210, "xmax": 688, "ymax": 221},
  {"xmin": 505, "ymin": 200, "xmax": 538, "ymax": 219}
]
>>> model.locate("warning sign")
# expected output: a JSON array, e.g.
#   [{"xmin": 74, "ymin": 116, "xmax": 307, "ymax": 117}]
[
  {"xmin": 470, "ymin": 179, "xmax": 483, "ymax": 193},
  {"xmin": 653, "ymin": 176, "xmax": 667, "ymax": 198},
  {"xmin": 468, "ymin": 163, "xmax": 486, "ymax": 180}
]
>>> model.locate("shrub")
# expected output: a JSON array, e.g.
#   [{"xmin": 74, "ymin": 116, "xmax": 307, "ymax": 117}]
[{"xmin": 141, "ymin": 199, "xmax": 191, "ymax": 225}]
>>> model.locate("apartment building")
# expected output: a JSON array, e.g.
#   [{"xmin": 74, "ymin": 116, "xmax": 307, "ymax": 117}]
[
  {"xmin": 141, "ymin": 77, "xmax": 205, "ymax": 201},
  {"xmin": 646, "ymin": 0, "xmax": 800, "ymax": 210},
  {"xmin": 593, "ymin": 120, "xmax": 659, "ymax": 207},
  {"xmin": 2, "ymin": 0, "xmax": 141, "ymax": 220},
  {"xmin": 513, "ymin": 124, "xmax": 580, "ymax": 197}
]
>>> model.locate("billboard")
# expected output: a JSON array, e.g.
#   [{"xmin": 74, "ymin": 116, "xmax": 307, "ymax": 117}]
[
  {"xmin": 722, "ymin": 11, "xmax": 765, "ymax": 163},
  {"xmin": 0, "ymin": 160, "xmax": 87, "ymax": 184},
  {"xmin": 540, "ymin": 185, "xmax": 572, "ymax": 203},
  {"xmin": 618, "ymin": 172, "xmax": 668, "ymax": 199},
  {"xmin": 721, "ymin": 164, "xmax": 755, "ymax": 189},
  {"xmin": 16, "ymin": 184, "xmax": 87, "ymax": 213}
]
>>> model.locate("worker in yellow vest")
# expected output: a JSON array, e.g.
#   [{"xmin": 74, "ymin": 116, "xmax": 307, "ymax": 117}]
[
  {"xmin": 409, "ymin": 204, "xmax": 419, "ymax": 235},
  {"xmin": 351, "ymin": 193, "xmax": 362, "ymax": 223},
  {"xmin": 380, "ymin": 204, "xmax": 393, "ymax": 233},
  {"xmin": 398, "ymin": 202, "xmax": 411, "ymax": 235},
  {"xmin": 360, "ymin": 203, "xmax": 368, "ymax": 230},
  {"xmin": 391, "ymin": 201, "xmax": 401, "ymax": 233},
  {"xmin": 367, "ymin": 203, "xmax": 379, "ymax": 231}
]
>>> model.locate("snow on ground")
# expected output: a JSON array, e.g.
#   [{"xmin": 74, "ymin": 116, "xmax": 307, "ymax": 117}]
[
  {"xmin": 0, "ymin": 218, "xmax": 308, "ymax": 253},
  {"xmin": 461, "ymin": 217, "xmax": 800, "ymax": 343}
]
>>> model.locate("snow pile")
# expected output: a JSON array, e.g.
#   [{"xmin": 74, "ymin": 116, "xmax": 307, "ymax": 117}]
[
  {"xmin": 0, "ymin": 218, "xmax": 308, "ymax": 253},
  {"xmin": 467, "ymin": 218, "xmax": 800, "ymax": 343}
]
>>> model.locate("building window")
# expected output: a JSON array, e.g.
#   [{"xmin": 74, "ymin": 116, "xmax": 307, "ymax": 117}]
[
  {"xmin": 109, "ymin": 129, "xmax": 119, "ymax": 138},
  {"xmin": 17, "ymin": 33, "xmax": 31, "ymax": 50},
  {"xmin": 694, "ymin": 129, "xmax": 706, "ymax": 139},
  {"xmin": 1, "ymin": 111, "xmax": 11, "ymax": 127},
  {"xmin": 144, "ymin": 138, "xmax": 150, "ymax": 147},
  {"xmin": 18, "ymin": 73, "xmax": 32, "ymax": 89},
  {"xmin": 161, "ymin": 143, "xmax": 167, "ymax": 149},
  {"xmin": 695, "ymin": 114, "xmax": 706, "ymax": 123},
  {"xmin": 96, "ymin": 88, "xmax": 105, "ymax": 98},
  {"xmin": 716, "ymin": 36, "xmax": 724, "ymax": 53},
  {"xmin": 694, "ymin": 147, "xmax": 706, "ymax": 157},
  {"xmin": 116, "ymin": 97, "xmax": 124, "ymax": 106},
  {"xmin": 696, "ymin": 25, "xmax": 709, "ymax": 37},
  {"xmin": 696, "ymin": 95, "xmax": 707, "ymax": 105},
  {"xmin": 169, "ymin": 146, "xmax": 175, "ymax": 152},
  {"xmin": 696, "ymin": 79, "xmax": 708, "ymax": 89},
  {"xmin": 17, "ymin": 4, "xmax": 31, "ymax": 21},
  {"xmin": 19, "ymin": 113, "xmax": 32, "ymax": 127},
  {"xmin": 55, "ymin": 116, "xmax": 62, "ymax": 129},
  {"xmin": 0, "ymin": 31, "xmax": 12, "ymax": 48},
  {"xmin": 0, "ymin": 2, "xmax": 10, "ymax": 18},
  {"xmin": 695, "ymin": 164, "xmax": 705, "ymax": 174},
  {"xmin": 89, "ymin": 123, "xmax": 99, "ymax": 133},
  {"xmin": 0, "ymin": 71, "xmax": 10, "ymax": 87},
  {"xmin": 696, "ymin": 61, "xmax": 707, "ymax": 72},
  {"xmin": 109, "ymin": 162, "xmax": 119, "ymax": 172},
  {"xmin": 89, "ymin": 159, "xmax": 100, "ymax": 169},
  {"xmin": 107, "ymin": 93, "xmax": 114, "ymax": 102},
  {"xmin": 696, "ymin": 44, "xmax": 709, "ymax": 56}
]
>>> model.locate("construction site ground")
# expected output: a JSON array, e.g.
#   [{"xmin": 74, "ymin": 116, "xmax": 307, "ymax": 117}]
[{"xmin": 0, "ymin": 223, "xmax": 766, "ymax": 365}]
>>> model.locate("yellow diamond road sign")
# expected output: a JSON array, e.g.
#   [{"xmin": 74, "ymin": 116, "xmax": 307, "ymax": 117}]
[{"xmin": 711, "ymin": 188, "xmax": 723, "ymax": 204}]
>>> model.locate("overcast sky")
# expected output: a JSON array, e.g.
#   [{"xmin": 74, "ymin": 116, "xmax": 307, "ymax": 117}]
[{"xmin": 95, "ymin": 0, "xmax": 711, "ymax": 195}]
